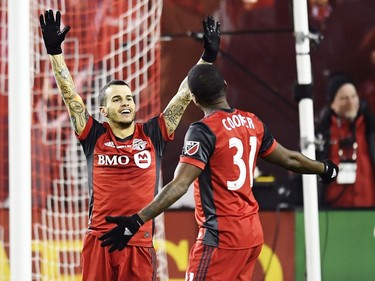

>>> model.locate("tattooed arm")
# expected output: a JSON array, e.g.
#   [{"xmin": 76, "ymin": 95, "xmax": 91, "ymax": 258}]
[
  {"xmin": 162, "ymin": 16, "xmax": 220, "ymax": 136},
  {"xmin": 39, "ymin": 10, "xmax": 89, "ymax": 135},
  {"xmin": 49, "ymin": 54, "xmax": 89, "ymax": 135},
  {"xmin": 162, "ymin": 58, "xmax": 211, "ymax": 136}
]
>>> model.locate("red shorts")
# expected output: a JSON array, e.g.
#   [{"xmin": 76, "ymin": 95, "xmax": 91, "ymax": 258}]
[
  {"xmin": 185, "ymin": 242, "xmax": 262, "ymax": 281},
  {"xmin": 81, "ymin": 233, "xmax": 157, "ymax": 281}
]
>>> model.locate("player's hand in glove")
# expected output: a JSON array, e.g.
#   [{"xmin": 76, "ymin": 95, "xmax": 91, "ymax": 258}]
[
  {"xmin": 319, "ymin": 159, "xmax": 339, "ymax": 184},
  {"xmin": 99, "ymin": 214, "xmax": 144, "ymax": 253},
  {"xmin": 201, "ymin": 16, "xmax": 221, "ymax": 63},
  {"xmin": 39, "ymin": 10, "xmax": 71, "ymax": 55}
]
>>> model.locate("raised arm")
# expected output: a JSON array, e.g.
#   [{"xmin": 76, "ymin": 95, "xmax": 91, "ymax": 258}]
[
  {"xmin": 48, "ymin": 54, "xmax": 89, "ymax": 135},
  {"xmin": 40, "ymin": 10, "xmax": 89, "ymax": 135},
  {"xmin": 163, "ymin": 16, "xmax": 221, "ymax": 136}
]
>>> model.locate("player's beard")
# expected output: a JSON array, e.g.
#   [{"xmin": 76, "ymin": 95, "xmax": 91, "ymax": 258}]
[
  {"xmin": 117, "ymin": 118, "xmax": 135, "ymax": 129},
  {"xmin": 107, "ymin": 110, "xmax": 136, "ymax": 129},
  {"xmin": 118, "ymin": 113, "xmax": 136, "ymax": 129}
]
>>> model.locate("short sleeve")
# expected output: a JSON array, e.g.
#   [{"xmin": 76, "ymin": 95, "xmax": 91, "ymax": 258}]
[
  {"xmin": 179, "ymin": 122, "xmax": 216, "ymax": 170},
  {"xmin": 259, "ymin": 122, "xmax": 277, "ymax": 157}
]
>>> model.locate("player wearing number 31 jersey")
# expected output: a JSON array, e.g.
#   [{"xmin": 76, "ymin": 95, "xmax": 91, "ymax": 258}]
[
  {"xmin": 99, "ymin": 63, "xmax": 339, "ymax": 280},
  {"xmin": 180, "ymin": 108, "xmax": 276, "ymax": 250}
]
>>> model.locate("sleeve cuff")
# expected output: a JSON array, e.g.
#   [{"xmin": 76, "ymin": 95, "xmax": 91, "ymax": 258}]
[{"xmin": 179, "ymin": 156, "xmax": 206, "ymax": 170}]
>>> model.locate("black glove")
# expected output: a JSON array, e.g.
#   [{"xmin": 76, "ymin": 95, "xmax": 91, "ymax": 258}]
[
  {"xmin": 39, "ymin": 10, "xmax": 71, "ymax": 55},
  {"xmin": 99, "ymin": 214, "xmax": 144, "ymax": 253},
  {"xmin": 319, "ymin": 159, "xmax": 339, "ymax": 184},
  {"xmin": 201, "ymin": 16, "xmax": 221, "ymax": 63}
]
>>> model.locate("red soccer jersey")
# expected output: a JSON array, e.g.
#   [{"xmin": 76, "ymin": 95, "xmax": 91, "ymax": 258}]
[
  {"xmin": 77, "ymin": 114, "xmax": 173, "ymax": 246},
  {"xmin": 180, "ymin": 108, "xmax": 277, "ymax": 249}
]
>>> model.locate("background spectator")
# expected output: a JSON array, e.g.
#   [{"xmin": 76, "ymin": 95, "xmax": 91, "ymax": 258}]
[{"xmin": 315, "ymin": 72, "xmax": 375, "ymax": 208}]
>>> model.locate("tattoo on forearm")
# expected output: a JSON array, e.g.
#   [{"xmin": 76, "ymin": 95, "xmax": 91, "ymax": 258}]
[
  {"xmin": 60, "ymin": 84, "xmax": 75, "ymax": 101},
  {"xmin": 70, "ymin": 108, "xmax": 89, "ymax": 132},
  {"xmin": 50, "ymin": 55, "xmax": 88, "ymax": 132},
  {"xmin": 179, "ymin": 90, "xmax": 192, "ymax": 102},
  {"xmin": 50, "ymin": 56, "xmax": 77, "ymax": 103},
  {"xmin": 69, "ymin": 100, "xmax": 85, "ymax": 126},
  {"xmin": 84, "ymin": 109, "xmax": 90, "ymax": 121},
  {"xmin": 69, "ymin": 100, "xmax": 84, "ymax": 114},
  {"xmin": 164, "ymin": 91, "xmax": 192, "ymax": 132},
  {"xmin": 71, "ymin": 115, "xmax": 78, "ymax": 132},
  {"xmin": 164, "ymin": 104, "xmax": 184, "ymax": 128}
]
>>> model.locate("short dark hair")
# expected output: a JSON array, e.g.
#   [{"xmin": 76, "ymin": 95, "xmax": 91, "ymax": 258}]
[
  {"xmin": 187, "ymin": 64, "xmax": 226, "ymax": 102},
  {"xmin": 99, "ymin": 80, "xmax": 129, "ymax": 106}
]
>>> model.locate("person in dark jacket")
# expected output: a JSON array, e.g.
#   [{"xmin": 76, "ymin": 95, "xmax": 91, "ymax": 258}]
[{"xmin": 315, "ymin": 71, "xmax": 375, "ymax": 208}]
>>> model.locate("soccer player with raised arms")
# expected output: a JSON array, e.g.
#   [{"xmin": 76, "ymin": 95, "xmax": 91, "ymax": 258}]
[{"xmin": 40, "ymin": 9, "xmax": 221, "ymax": 281}]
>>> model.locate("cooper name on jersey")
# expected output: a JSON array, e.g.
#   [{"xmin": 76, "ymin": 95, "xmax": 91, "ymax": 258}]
[{"xmin": 222, "ymin": 113, "xmax": 255, "ymax": 131}]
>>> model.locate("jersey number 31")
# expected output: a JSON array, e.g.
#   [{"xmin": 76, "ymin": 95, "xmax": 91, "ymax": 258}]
[{"xmin": 227, "ymin": 136, "xmax": 257, "ymax": 190}]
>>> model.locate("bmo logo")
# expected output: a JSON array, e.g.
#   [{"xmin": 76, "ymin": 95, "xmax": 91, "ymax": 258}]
[
  {"xmin": 97, "ymin": 155, "xmax": 130, "ymax": 165},
  {"xmin": 97, "ymin": 150, "xmax": 151, "ymax": 169}
]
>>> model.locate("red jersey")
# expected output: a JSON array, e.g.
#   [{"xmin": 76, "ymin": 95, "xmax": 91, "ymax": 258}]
[
  {"xmin": 180, "ymin": 108, "xmax": 277, "ymax": 249},
  {"xmin": 77, "ymin": 114, "xmax": 173, "ymax": 246}
]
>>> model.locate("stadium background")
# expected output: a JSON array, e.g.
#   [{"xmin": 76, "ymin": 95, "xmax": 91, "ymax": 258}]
[{"xmin": 1, "ymin": 0, "xmax": 375, "ymax": 280}]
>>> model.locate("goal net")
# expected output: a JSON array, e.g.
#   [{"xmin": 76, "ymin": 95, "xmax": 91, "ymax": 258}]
[{"xmin": 0, "ymin": 0, "xmax": 168, "ymax": 280}]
